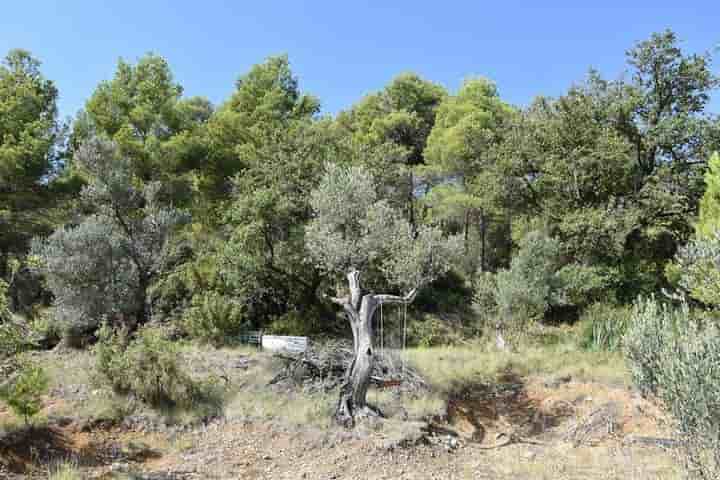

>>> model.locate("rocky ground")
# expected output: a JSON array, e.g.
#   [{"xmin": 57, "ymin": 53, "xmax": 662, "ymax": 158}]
[{"xmin": 0, "ymin": 347, "xmax": 682, "ymax": 479}]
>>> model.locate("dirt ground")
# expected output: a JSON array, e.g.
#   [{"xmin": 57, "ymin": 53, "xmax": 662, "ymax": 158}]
[{"xmin": 0, "ymin": 348, "xmax": 682, "ymax": 479}]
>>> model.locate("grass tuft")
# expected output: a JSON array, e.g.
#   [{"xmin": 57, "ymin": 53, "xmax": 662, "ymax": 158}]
[{"xmin": 47, "ymin": 460, "xmax": 82, "ymax": 480}]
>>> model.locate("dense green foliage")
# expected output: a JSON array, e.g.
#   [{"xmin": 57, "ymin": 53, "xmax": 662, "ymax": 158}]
[
  {"xmin": 493, "ymin": 230, "xmax": 564, "ymax": 327},
  {"xmin": 423, "ymin": 78, "xmax": 513, "ymax": 275},
  {"xmin": 0, "ymin": 30, "xmax": 717, "ymax": 357},
  {"xmin": 0, "ymin": 361, "xmax": 48, "ymax": 424},
  {"xmin": 95, "ymin": 324, "xmax": 218, "ymax": 409},
  {"xmin": 0, "ymin": 50, "xmax": 75, "ymax": 299},
  {"xmin": 0, "ymin": 276, "xmax": 48, "ymax": 424}
]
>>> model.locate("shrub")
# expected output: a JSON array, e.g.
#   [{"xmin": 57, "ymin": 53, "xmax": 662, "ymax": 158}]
[
  {"xmin": 0, "ymin": 278, "xmax": 11, "ymax": 322},
  {"xmin": 48, "ymin": 461, "xmax": 82, "ymax": 480},
  {"xmin": 672, "ymin": 229, "xmax": 720, "ymax": 308},
  {"xmin": 624, "ymin": 297, "xmax": 720, "ymax": 477},
  {"xmin": 556, "ymin": 264, "xmax": 617, "ymax": 308},
  {"xmin": 414, "ymin": 270, "xmax": 473, "ymax": 313},
  {"xmin": 266, "ymin": 309, "xmax": 311, "ymax": 336},
  {"xmin": 623, "ymin": 297, "xmax": 685, "ymax": 396},
  {"xmin": 95, "ymin": 324, "xmax": 215, "ymax": 409},
  {"xmin": 406, "ymin": 313, "xmax": 465, "ymax": 347},
  {"xmin": 1, "ymin": 279, "xmax": 48, "ymax": 425},
  {"xmin": 0, "ymin": 361, "xmax": 48, "ymax": 424},
  {"xmin": 182, "ymin": 292, "xmax": 248, "ymax": 345},
  {"xmin": 579, "ymin": 303, "xmax": 632, "ymax": 351},
  {"xmin": 478, "ymin": 230, "xmax": 565, "ymax": 340}
]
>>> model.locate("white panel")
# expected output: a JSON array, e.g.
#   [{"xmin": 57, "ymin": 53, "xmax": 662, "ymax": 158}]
[{"xmin": 261, "ymin": 335, "xmax": 308, "ymax": 353}]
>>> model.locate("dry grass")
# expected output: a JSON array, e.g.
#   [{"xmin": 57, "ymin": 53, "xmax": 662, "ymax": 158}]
[
  {"xmin": 405, "ymin": 338, "xmax": 630, "ymax": 394},
  {"xmin": 222, "ymin": 353, "xmax": 336, "ymax": 427},
  {"xmin": 47, "ymin": 460, "xmax": 82, "ymax": 480},
  {"xmin": 38, "ymin": 349, "xmax": 95, "ymax": 390},
  {"xmin": 474, "ymin": 443, "xmax": 683, "ymax": 480},
  {"xmin": 189, "ymin": 330, "xmax": 631, "ymax": 426},
  {"xmin": 369, "ymin": 388, "xmax": 446, "ymax": 420}
]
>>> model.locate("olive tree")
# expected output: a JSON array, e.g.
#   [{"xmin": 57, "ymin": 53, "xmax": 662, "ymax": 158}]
[
  {"xmin": 306, "ymin": 163, "xmax": 460, "ymax": 426},
  {"xmin": 31, "ymin": 137, "xmax": 188, "ymax": 338}
]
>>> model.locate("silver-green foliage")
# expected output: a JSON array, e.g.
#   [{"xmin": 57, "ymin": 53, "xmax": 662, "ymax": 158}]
[
  {"xmin": 306, "ymin": 163, "xmax": 461, "ymax": 290},
  {"xmin": 493, "ymin": 230, "xmax": 564, "ymax": 325},
  {"xmin": 31, "ymin": 216, "xmax": 137, "ymax": 336},
  {"xmin": 624, "ymin": 297, "xmax": 685, "ymax": 396},
  {"xmin": 624, "ymin": 298, "xmax": 720, "ymax": 477},
  {"xmin": 31, "ymin": 137, "xmax": 189, "ymax": 334}
]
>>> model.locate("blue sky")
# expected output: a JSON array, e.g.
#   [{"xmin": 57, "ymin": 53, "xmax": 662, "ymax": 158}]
[{"xmin": 1, "ymin": 1, "xmax": 718, "ymax": 120}]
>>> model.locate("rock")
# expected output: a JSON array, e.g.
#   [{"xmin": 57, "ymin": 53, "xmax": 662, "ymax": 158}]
[
  {"xmin": 377, "ymin": 420, "xmax": 429, "ymax": 451},
  {"xmin": 544, "ymin": 374, "xmax": 572, "ymax": 389},
  {"xmin": 110, "ymin": 462, "xmax": 130, "ymax": 473},
  {"xmin": 47, "ymin": 415, "xmax": 75, "ymax": 427}
]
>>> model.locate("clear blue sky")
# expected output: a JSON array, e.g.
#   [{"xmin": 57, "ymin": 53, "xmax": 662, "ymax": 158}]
[{"xmin": 2, "ymin": 1, "xmax": 718, "ymax": 120}]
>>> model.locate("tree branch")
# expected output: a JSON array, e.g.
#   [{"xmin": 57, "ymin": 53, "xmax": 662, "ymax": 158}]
[
  {"xmin": 347, "ymin": 270, "xmax": 361, "ymax": 309},
  {"xmin": 322, "ymin": 292, "xmax": 350, "ymax": 307},
  {"xmin": 375, "ymin": 288, "xmax": 419, "ymax": 305}
]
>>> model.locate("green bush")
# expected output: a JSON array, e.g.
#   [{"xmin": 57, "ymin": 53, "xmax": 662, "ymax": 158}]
[
  {"xmin": 556, "ymin": 264, "xmax": 617, "ymax": 308},
  {"xmin": 0, "ymin": 278, "xmax": 10, "ymax": 322},
  {"xmin": 414, "ymin": 271, "xmax": 473, "ymax": 313},
  {"xmin": 477, "ymin": 230, "xmax": 565, "ymax": 340},
  {"xmin": 579, "ymin": 303, "xmax": 631, "ymax": 351},
  {"xmin": 266, "ymin": 310, "xmax": 310, "ymax": 336},
  {"xmin": 95, "ymin": 324, "xmax": 217, "ymax": 409},
  {"xmin": 1, "ymin": 279, "xmax": 49, "ymax": 425},
  {"xmin": 182, "ymin": 292, "xmax": 248, "ymax": 345},
  {"xmin": 406, "ymin": 313, "xmax": 465, "ymax": 347},
  {"xmin": 0, "ymin": 322, "xmax": 25, "ymax": 361},
  {"xmin": 624, "ymin": 297, "xmax": 720, "ymax": 477},
  {"xmin": 0, "ymin": 361, "xmax": 48, "ymax": 424}
]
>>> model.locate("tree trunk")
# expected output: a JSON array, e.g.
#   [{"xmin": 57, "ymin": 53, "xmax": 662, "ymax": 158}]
[
  {"xmin": 331, "ymin": 270, "xmax": 417, "ymax": 427},
  {"xmin": 335, "ymin": 296, "xmax": 377, "ymax": 427}
]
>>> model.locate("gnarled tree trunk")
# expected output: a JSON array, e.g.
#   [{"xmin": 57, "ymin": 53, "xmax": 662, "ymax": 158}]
[{"xmin": 329, "ymin": 270, "xmax": 416, "ymax": 427}]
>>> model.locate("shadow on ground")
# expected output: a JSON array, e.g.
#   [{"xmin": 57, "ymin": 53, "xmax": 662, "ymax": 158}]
[
  {"xmin": 444, "ymin": 370, "xmax": 574, "ymax": 443},
  {"xmin": 0, "ymin": 423, "xmax": 161, "ymax": 474}
]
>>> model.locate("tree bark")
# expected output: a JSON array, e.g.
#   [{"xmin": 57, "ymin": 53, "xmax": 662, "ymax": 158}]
[{"xmin": 329, "ymin": 270, "xmax": 417, "ymax": 427}]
